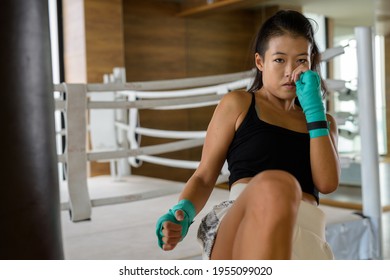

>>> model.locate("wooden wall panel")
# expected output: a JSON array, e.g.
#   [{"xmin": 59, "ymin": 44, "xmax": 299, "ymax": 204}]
[
  {"xmin": 181, "ymin": 0, "xmax": 208, "ymax": 10},
  {"xmin": 186, "ymin": 11, "xmax": 255, "ymax": 77},
  {"xmin": 123, "ymin": 1, "xmax": 187, "ymax": 81},
  {"xmin": 122, "ymin": 0, "xmax": 256, "ymax": 80},
  {"xmin": 84, "ymin": 0, "xmax": 125, "ymax": 83}
]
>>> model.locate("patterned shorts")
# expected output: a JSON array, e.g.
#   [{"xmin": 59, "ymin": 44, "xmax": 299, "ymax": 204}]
[
  {"xmin": 196, "ymin": 183, "xmax": 334, "ymax": 260},
  {"xmin": 197, "ymin": 200, "xmax": 234, "ymax": 259}
]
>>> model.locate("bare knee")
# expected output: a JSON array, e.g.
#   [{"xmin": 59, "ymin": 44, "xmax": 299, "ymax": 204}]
[
  {"xmin": 252, "ymin": 170, "xmax": 301, "ymax": 199},
  {"xmin": 243, "ymin": 170, "xmax": 302, "ymax": 217}
]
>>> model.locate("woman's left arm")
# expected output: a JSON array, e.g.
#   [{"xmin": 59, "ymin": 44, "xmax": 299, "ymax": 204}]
[{"xmin": 310, "ymin": 113, "xmax": 340, "ymax": 194}]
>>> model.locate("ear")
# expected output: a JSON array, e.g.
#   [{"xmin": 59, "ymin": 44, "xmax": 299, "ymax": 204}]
[{"xmin": 255, "ymin": 53, "xmax": 263, "ymax": 71}]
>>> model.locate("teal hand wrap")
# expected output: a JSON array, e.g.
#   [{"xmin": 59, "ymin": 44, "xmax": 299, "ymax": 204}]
[
  {"xmin": 295, "ymin": 70, "xmax": 329, "ymax": 138},
  {"xmin": 155, "ymin": 199, "xmax": 196, "ymax": 249}
]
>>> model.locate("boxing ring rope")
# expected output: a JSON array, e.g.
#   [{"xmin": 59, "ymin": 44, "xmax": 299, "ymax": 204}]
[{"xmin": 54, "ymin": 37, "xmax": 382, "ymax": 258}]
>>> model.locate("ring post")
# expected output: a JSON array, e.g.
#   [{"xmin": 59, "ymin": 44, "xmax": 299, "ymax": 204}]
[{"xmin": 355, "ymin": 26, "xmax": 383, "ymax": 259}]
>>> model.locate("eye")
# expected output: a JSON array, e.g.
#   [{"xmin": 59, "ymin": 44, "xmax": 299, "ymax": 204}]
[
  {"xmin": 274, "ymin": 58, "xmax": 284, "ymax": 63},
  {"xmin": 297, "ymin": 59, "xmax": 308, "ymax": 65}
]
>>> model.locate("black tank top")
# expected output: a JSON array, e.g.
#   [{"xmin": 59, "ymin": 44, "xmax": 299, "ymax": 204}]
[{"xmin": 226, "ymin": 93, "xmax": 318, "ymax": 202}]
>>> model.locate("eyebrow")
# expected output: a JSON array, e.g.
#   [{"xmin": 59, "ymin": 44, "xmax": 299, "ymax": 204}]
[{"xmin": 272, "ymin": 51, "xmax": 309, "ymax": 56}]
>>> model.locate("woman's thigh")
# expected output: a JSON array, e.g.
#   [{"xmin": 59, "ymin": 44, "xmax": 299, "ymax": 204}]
[{"xmin": 210, "ymin": 170, "xmax": 302, "ymax": 259}]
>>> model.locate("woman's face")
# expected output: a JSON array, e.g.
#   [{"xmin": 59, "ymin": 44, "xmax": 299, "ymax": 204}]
[{"xmin": 255, "ymin": 34, "xmax": 312, "ymax": 99}]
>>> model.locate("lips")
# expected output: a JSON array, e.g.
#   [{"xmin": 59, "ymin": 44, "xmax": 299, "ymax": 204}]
[{"xmin": 283, "ymin": 82, "xmax": 295, "ymax": 86}]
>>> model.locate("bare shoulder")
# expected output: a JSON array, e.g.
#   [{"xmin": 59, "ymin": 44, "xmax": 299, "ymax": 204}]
[
  {"xmin": 216, "ymin": 90, "xmax": 252, "ymax": 130},
  {"xmin": 219, "ymin": 90, "xmax": 252, "ymax": 113}
]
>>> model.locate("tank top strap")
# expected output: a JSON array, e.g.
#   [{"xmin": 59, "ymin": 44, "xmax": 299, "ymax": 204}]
[
  {"xmin": 248, "ymin": 92, "xmax": 258, "ymax": 118},
  {"xmin": 250, "ymin": 92, "xmax": 256, "ymax": 107}
]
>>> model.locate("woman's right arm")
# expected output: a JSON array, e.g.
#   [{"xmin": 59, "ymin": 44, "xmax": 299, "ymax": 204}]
[
  {"xmin": 158, "ymin": 90, "xmax": 250, "ymax": 250},
  {"xmin": 178, "ymin": 90, "xmax": 250, "ymax": 213}
]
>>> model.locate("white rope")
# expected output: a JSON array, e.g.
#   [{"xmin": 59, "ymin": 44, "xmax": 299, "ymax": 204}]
[
  {"xmin": 54, "ymin": 69, "xmax": 255, "ymax": 93},
  {"xmin": 87, "ymin": 138, "xmax": 204, "ymax": 161},
  {"xmin": 61, "ymin": 186, "xmax": 183, "ymax": 211},
  {"xmin": 137, "ymin": 155, "xmax": 200, "ymax": 169},
  {"xmin": 117, "ymin": 78, "xmax": 251, "ymax": 99},
  {"xmin": 321, "ymin": 45, "xmax": 346, "ymax": 62},
  {"xmin": 152, "ymin": 100, "xmax": 220, "ymax": 110},
  {"xmin": 326, "ymin": 79, "xmax": 347, "ymax": 91},
  {"xmin": 115, "ymin": 121, "xmax": 130, "ymax": 131},
  {"xmin": 135, "ymin": 127, "xmax": 206, "ymax": 139},
  {"xmin": 97, "ymin": 70, "xmax": 253, "ymax": 91},
  {"xmin": 87, "ymin": 95, "xmax": 222, "ymax": 110}
]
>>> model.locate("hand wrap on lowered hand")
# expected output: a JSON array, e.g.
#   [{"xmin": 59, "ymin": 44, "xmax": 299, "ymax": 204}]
[{"xmin": 155, "ymin": 199, "xmax": 196, "ymax": 249}]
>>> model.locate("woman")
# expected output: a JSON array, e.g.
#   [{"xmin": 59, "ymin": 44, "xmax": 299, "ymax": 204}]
[{"xmin": 156, "ymin": 9, "xmax": 340, "ymax": 260}]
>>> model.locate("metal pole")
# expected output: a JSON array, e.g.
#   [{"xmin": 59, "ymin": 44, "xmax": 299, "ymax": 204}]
[
  {"xmin": 0, "ymin": 0, "xmax": 64, "ymax": 259},
  {"xmin": 355, "ymin": 26, "xmax": 383, "ymax": 259}
]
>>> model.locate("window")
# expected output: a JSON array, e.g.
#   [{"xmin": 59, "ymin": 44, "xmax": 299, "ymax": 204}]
[{"xmin": 333, "ymin": 35, "xmax": 387, "ymax": 155}]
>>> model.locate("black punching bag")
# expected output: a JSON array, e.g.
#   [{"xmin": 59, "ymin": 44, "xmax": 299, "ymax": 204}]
[{"xmin": 0, "ymin": 0, "xmax": 64, "ymax": 259}]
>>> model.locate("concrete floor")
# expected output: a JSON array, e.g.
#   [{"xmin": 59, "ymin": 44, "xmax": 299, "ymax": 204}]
[
  {"xmin": 60, "ymin": 175, "xmax": 389, "ymax": 260},
  {"xmin": 60, "ymin": 175, "xmax": 229, "ymax": 260}
]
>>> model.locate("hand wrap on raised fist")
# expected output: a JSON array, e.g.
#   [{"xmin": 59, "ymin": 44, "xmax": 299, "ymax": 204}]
[{"xmin": 295, "ymin": 70, "xmax": 329, "ymax": 138}]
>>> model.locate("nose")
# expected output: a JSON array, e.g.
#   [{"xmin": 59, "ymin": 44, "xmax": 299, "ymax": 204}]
[{"xmin": 285, "ymin": 63, "xmax": 294, "ymax": 78}]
